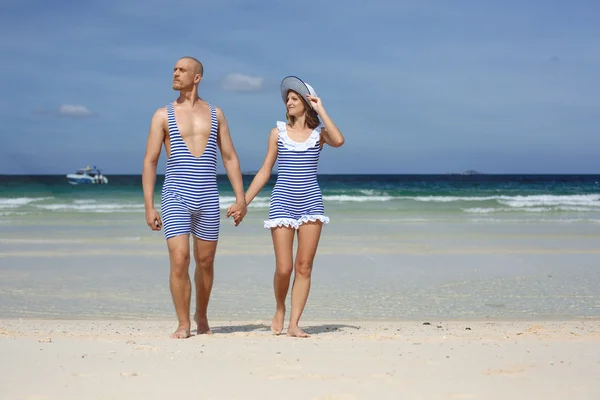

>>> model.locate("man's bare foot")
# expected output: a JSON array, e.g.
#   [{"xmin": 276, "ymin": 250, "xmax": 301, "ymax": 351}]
[
  {"xmin": 194, "ymin": 314, "xmax": 212, "ymax": 335},
  {"xmin": 271, "ymin": 306, "xmax": 285, "ymax": 335},
  {"xmin": 286, "ymin": 325, "xmax": 310, "ymax": 338},
  {"xmin": 170, "ymin": 325, "xmax": 190, "ymax": 339}
]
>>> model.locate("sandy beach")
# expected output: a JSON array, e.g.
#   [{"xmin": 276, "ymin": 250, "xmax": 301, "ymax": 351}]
[{"xmin": 1, "ymin": 318, "xmax": 599, "ymax": 400}]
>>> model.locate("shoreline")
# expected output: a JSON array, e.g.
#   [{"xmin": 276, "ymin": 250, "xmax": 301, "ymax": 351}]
[
  {"xmin": 3, "ymin": 318, "xmax": 599, "ymax": 339},
  {"xmin": 2, "ymin": 315, "xmax": 600, "ymax": 322}
]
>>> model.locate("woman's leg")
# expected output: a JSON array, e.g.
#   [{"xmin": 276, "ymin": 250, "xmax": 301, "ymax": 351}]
[
  {"xmin": 270, "ymin": 226, "xmax": 295, "ymax": 334},
  {"xmin": 287, "ymin": 221, "xmax": 323, "ymax": 337}
]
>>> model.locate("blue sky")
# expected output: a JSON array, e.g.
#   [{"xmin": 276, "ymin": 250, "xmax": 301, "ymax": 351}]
[{"xmin": 1, "ymin": 0, "xmax": 599, "ymax": 174}]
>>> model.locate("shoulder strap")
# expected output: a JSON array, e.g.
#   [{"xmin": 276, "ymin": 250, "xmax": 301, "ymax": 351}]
[
  {"xmin": 165, "ymin": 103, "xmax": 176, "ymax": 139},
  {"xmin": 314, "ymin": 123, "xmax": 325, "ymax": 149},
  {"xmin": 276, "ymin": 121, "xmax": 288, "ymax": 139},
  {"xmin": 208, "ymin": 103, "xmax": 219, "ymax": 136}
]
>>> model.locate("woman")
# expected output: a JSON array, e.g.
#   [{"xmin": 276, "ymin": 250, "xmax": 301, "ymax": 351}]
[{"xmin": 230, "ymin": 76, "xmax": 345, "ymax": 337}]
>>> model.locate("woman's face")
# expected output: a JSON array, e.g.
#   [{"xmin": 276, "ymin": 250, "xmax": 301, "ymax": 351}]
[{"xmin": 286, "ymin": 90, "xmax": 306, "ymax": 117}]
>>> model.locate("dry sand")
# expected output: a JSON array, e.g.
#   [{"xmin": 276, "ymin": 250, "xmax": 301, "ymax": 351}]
[{"xmin": 1, "ymin": 319, "xmax": 599, "ymax": 399}]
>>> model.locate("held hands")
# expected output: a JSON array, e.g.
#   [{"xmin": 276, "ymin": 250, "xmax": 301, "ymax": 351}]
[
  {"xmin": 226, "ymin": 200, "xmax": 248, "ymax": 227},
  {"xmin": 306, "ymin": 94, "xmax": 324, "ymax": 114},
  {"xmin": 146, "ymin": 208, "xmax": 162, "ymax": 231}
]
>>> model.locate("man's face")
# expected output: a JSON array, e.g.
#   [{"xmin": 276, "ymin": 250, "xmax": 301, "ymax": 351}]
[{"xmin": 172, "ymin": 59, "xmax": 199, "ymax": 90}]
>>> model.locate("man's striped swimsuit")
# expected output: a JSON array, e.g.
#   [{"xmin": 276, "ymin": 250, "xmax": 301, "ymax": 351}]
[{"xmin": 160, "ymin": 102, "xmax": 220, "ymax": 241}]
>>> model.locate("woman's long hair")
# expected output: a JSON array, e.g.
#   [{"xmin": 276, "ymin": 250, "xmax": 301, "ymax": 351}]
[{"xmin": 285, "ymin": 90, "xmax": 320, "ymax": 130}]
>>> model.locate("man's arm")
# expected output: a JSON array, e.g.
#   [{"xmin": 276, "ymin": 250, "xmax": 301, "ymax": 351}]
[
  {"xmin": 142, "ymin": 108, "xmax": 167, "ymax": 228},
  {"xmin": 215, "ymin": 107, "xmax": 246, "ymax": 207}
]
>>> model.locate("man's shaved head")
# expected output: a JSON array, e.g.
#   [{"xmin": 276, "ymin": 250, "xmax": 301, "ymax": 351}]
[
  {"xmin": 172, "ymin": 57, "xmax": 204, "ymax": 92},
  {"xmin": 180, "ymin": 56, "xmax": 203, "ymax": 76}
]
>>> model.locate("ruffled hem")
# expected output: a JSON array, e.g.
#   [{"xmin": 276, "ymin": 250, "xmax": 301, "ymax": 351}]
[
  {"xmin": 276, "ymin": 121, "xmax": 323, "ymax": 152},
  {"xmin": 263, "ymin": 215, "xmax": 330, "ymax": 229}
]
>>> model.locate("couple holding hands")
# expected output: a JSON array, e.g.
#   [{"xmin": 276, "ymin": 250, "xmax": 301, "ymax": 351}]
[{"xmin": 142, "ymin": 56, "xmax": 345, "ymax": 339}]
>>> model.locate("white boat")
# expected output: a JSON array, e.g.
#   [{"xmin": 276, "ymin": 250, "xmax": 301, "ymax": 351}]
[{"xmin": 66, "ymin": 166, "xmax": 109, "ymax": 185}]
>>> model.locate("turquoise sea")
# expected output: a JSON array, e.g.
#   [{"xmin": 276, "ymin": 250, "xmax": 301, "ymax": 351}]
[
  {"xmin": 2, "ymin": 174, "xmax": 600, "ymax": 222},
  {"xmin": 1, "ymin": 174, "xmax": 599, "ymax": 321}
]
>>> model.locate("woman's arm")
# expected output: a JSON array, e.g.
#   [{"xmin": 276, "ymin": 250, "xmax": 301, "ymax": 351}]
[
  {"xmin": 245, "ymin": 127, "xmax": 279, "ymax": 205},
  {"xmin": 306, "ymin": 94, "xmax": 345, "ymax": 148}
]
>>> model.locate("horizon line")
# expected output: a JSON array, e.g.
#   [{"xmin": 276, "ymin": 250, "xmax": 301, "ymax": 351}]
[{"xmin": 2, "ymin": 172, "xmax": 600, "ymax": 176}]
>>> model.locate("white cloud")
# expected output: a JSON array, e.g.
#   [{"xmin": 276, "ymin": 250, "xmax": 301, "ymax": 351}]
[
  {"xmin": 58, "ymin": 104, "xmax": 94, "ymax": 117},
  {"xmin": 221, "ymin": 73, "xmax": 264, "ymax": 92}
]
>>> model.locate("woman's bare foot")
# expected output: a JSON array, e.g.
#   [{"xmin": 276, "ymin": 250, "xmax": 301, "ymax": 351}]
[
  {"xmin": 271, "ymin": 306, "xmax": 285, "ymax": 335},
  {"xmin": 170, "ymin": 325, "xmax": 191, "ymax": 339},
  {"xmin": 286, "ymin": 325, "xmax": 309, "ymax": 338},
  {"xmin": 194, "ymin": 313, "xmax": 212, "ymax": 335}
]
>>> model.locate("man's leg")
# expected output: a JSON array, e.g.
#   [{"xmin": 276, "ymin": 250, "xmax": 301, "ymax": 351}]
[
  {"xmin": 161, "ymin": 191, "xmax": 193, "ymax": 339},
  {"xmin": 191, "ymin": 203, "xmax": 220, "ymax": 335},
  {"xmin": 192, "ymin": 236, "xmax": 218, "ymax": 334},
  {"xmin": 270, "ymin": 226, "xmax": 295, "ymax": 334},
  {"xmin": 166, "ymin": 234, "xmax": 192, "ymax": 338}
]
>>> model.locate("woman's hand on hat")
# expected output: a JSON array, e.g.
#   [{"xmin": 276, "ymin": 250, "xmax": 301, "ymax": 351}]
[{"xmin": 306, "ymin": 94, "xmax": 324, "ymax": 113}]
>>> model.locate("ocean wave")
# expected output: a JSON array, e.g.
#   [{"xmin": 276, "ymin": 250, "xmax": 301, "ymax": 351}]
[
  {"xmin": 463, "ymin": 207, "xmax": 552, "ymax": 213},
  {"xmin": 73, "ymin": 199, "xmax": 98, "ymax": 204},
  {"xmin": 412, "ymin": 194, "xmax": 600, "ymax": 205},
  {"xmin": 218, "ymin": 196, "xmax": 270, "ymax": 209},
  {"xmin": 0, "ymin": 197, "xmax": 53, "ymax": 209},
  {"xmin": 323, "ymin": 195, "xmax": 394, "ymax": 202},
  {"xmin": 410, "ymin": 196, "xmax": 498, "ymax": 202},
  {"xmin": 497, "ymin": 194, "xmax": 600, "ymax": 208},
  {"xmin": 1, "ymin": 193, "xmax": 599, "ymax": 214},
  {"xmin": 463, "ymin": 205, "xmax": 599, "ymax": 214},
  {"xmin": 468, "ymin": 218, "xmax": 600, "ymax": 223},
  {"xmin": 36, "ymin": 203, "xmax": 145, "ymax": 213},
  {"xmin": 0, "ymin": 211, "xmax": 29, "ymax": 216}
]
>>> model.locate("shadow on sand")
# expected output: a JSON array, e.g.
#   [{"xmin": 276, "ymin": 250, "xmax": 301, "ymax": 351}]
[
  {"xmin": 206, "ymin": 323, "xmax": 361, "ymax": 336},
  {"xmin": 302, "ymin": 324, "xmax": 361, "ymax": 335},
  {"xmin": 208, "ymin": 324, "xmax": 271, "ymax": 334}
]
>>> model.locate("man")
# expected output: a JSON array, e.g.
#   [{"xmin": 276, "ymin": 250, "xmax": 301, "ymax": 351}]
[{"xmin": 142, "ymin": 56, "xmax": 247, "ymax": 339}]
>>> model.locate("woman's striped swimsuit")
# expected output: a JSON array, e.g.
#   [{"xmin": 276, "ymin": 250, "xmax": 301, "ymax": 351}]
[
  {"xmin": 264, "ymin": 121, "xmax": 330, "ymax": 229},
  {"xmin": 161, "ymin": 102, "xmax": 220, "ymax": 241}
]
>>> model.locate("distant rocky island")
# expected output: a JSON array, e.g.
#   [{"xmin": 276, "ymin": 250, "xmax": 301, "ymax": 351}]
[{"xmin": 446, "ymin": 170, "xmax": 485, "ymax": 175}]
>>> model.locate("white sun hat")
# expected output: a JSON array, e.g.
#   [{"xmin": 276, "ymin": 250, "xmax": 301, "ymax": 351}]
[{"xmin": 280, "ymin": 76, "xmax": 318, "ymax": 108}]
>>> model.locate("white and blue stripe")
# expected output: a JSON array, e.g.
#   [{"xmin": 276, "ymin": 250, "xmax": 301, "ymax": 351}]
[
  {"xmin": 161, "ymin": 103, "xmax": 220, "ymax": 241},
  {"xmin": 264, "ymin": 121, "xmax": 330, "ymax": 229}
]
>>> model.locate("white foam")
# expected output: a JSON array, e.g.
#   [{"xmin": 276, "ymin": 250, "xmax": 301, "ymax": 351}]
[
  {"xmin": 73, "ymin": 199, "xmax": 97, "ymax": 204},
  {"xmin": 498, "ymin": 194, "xmax": 600, "ymax": 208},
  {"xmin": 2, "ymin": 193, "xmax": 599, "ymax": 215},
  {"xmin": 359, "ymin": 189, "xmax": 377, "ymax": 195},
  {"xmin": 0, "ymin": 211, "xmax": 28, "ymax": 216},
  {"xmin": 410, "ymin": 195, "xmax": 496, "ymax": 202},
  {"xmin": 36, "ymin": 203, "xmax": 144, "ymax": 213},
  {"xmin": 411, "ymin": 194, "xmax": 600, "ymax": 207},
  {"xmin": 323, "ymin": 195, "xmax": 394, "ymax": 202},
  {"xmin": 218, "ymin": 196, "xmax": 270, "ymax": 209},
  {"xmin": 462, "ymin": 208, "xmax": 498, "ymax": 213},
  {"xmin": 0, "ymin": 197, "xmax": 53, "ymax": 209}
]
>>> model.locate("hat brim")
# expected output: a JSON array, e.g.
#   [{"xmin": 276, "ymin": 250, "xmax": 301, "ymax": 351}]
[{"xmin": 280, "ymin": 76, "xmax": 315, "ymax": 104}]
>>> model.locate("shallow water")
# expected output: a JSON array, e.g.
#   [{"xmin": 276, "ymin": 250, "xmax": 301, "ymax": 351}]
[{"xmin": 1, "ymin": 206, "xmax": 599, "ymax": 321}]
